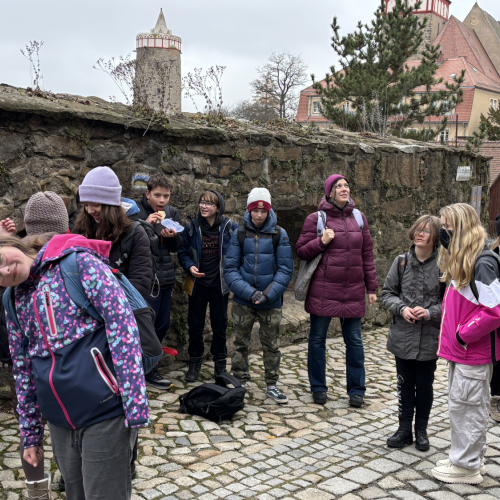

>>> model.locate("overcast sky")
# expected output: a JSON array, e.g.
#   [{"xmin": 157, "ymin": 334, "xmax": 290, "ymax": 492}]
[{"xmin": 1, "ymin": 0, "xmax": 499, "ymax": 112}]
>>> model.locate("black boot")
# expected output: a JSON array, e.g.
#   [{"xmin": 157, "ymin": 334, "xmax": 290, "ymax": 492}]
[
  {"xmin": 415, "ymin": 428, "xmax": 430, "ymax": 451},
  {"xmin": 214, "ymin": 359, "xmax": 227, "ymax": 378},
  {"xmin": 185, "ymin": 357, "xmax": 202, "ymax": 382},
  {"xmin": 387, "ymin": 428, "xmax": 413, "ymax": 448}
]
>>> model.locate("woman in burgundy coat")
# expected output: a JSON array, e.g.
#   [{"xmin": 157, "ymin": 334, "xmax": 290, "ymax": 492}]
[{"xmin": 296, "ymin": 174, "xmax": 378, "ymax": 407}]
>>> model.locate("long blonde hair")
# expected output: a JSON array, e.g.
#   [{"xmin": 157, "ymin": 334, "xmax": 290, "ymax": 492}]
[{"xmin": 439, "ymin": 203, "xmax": 486, "ymax": 289}]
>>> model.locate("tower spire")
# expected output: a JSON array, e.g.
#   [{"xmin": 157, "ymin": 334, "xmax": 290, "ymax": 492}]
[{"xmin": 152, "ymin": 9, "xmax": 170, "ymax": 35}]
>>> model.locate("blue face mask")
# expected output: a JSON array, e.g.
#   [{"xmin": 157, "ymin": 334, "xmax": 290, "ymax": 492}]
[{"xmin": 439, "ymin": 228, "xmax": 453, "ymax": 250}]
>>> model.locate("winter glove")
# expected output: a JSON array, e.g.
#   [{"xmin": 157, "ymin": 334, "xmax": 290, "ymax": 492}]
[{"xmin": 251, "ymin": 291, "xmax": 268, "ymax": 304}]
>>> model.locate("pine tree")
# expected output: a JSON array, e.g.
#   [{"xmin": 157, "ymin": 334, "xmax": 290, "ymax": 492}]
[
  {"xmin": 312, "ymin": 0, "xmax": 464, "ymax": 139},
  {"xmin": 482, "ymin": 107, "xmax": 500, "ymax": 141}
]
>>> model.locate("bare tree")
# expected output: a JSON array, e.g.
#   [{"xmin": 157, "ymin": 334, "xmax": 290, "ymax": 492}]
[
  {"xmin": 21, "ymin": 41, "xmax": 44, "ymax": 90},
  {"xmin": 231, "ymin": 100, "xmax": 279, "ymax": 122},
  {"xmin": 251, "ymin": 51, "xmax": 308, "ymax": 119},
  {"xmin": 182, "ymin": 66, "xmax": 226, "ymax": 117}
]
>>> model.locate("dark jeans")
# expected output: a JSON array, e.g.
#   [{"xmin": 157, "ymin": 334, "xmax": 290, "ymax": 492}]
[
  {"xmin": 395, "ymin": 356, "xmax": 437, "ymax": 431},
  {"xmin": 308, "ymin": 315, "xmax": 365, "ymax": 396},
  {"xmin": 188, "ymin": 285, "xmax": 228, "ymax": 361},
  {"xmin": 147, "ymin": 287, "xmax": 173, "ymax": 344},
  {"xmin": 491, "ymin": 363, "xmax": 500, "ymax": 396},
  {"xmin": 49, "ymin": 416, "xmax": 137, "ymax": 500}
]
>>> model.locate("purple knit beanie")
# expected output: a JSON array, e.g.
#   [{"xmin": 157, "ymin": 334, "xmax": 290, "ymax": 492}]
[
  {"xmin": 324, "ymin": 174, "xmax": 347, "ymax": 196},
  {"xmin": 79, "ymin": 166, "xmax": 122, "ymax": 206}
]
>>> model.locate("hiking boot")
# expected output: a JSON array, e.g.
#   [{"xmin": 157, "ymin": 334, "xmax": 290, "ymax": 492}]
[
  {"xmin": 266, "ymin": 386, "xmax": 288, "ymax": 404},
  {"xmin": 437, "ymin": 458, "xmax": 487, "ymax": 476},
  {"xmin": 313, "ymin": 392, "xmax": 327, "ymax": 405},
  {"xmin": 490, "ymin": 396, "xmax": 500, "ymax": 422},
  {"xmin": 432, "ymin": 463, "xmax": 483, "ymax": 484},
  {"xmin": 387, "ymin": 428, "xmax": 413, "ymax": 448},
  {"xmin": 214, "ymin": 359, "xmax": 227, "ymax": 378},
  {"xmin": 415, "ymin": 428, "xmax": 430, "ymax": 451},
  {"xmin": 26, "ymin": 472, "xmax": 51, "ymax": 500},
  {"xmin": 185, "ymin": 358, "xmax": 202, "ymax": 382},
  {"xmin": 349, "ymin": 394, "xmax": 364, "ymax": 408},
  {"xmin": 145, "ymin": 367, "xmax": 173, "ymax": 390}
]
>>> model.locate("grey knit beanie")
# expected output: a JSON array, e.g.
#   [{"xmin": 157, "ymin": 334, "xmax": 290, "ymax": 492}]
[
  {"xmin": 24, "ymin": 191, "xmax": 69, "ymax": 235},
  {"xmin": 79, "ymin": 166, "xmax": 122, "ymax": 206}
]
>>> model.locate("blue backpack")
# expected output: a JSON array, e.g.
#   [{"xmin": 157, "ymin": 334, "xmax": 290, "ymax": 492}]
[{"xmin": 2, "ymin": 251, "xmax": 163, "ymax": 374}]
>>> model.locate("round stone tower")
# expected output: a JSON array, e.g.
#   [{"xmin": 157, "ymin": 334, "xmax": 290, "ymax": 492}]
[{"xmin": 134, "ymin": 9, "xmax": 182, "ymax": 113}]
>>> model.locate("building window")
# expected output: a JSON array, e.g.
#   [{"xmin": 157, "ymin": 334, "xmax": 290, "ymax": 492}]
[
  {"xmin": 343, "ymin": 101, "xmax": 350, "ymax": 113},
  {"xmin": 491, "ymin": 99, "xmax": 499, "ymax": 110},
  {"xmin": 439, "ymin": 129, "xmax": 450, "ymax": 142},
  {"xmin": 312, "ymin": 101, "xmax": 320, "ymax": 114}
]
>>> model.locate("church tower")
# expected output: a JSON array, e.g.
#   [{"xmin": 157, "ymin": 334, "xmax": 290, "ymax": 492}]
[
  {"xmin": 385, "ymin": 0, "xmax": 451, "ymax": 56},
  {"xmin": 134, "ymin": 10, "xmax": 182, "ymax": 113}
]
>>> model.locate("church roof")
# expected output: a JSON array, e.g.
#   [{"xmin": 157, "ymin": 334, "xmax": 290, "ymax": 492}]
[{"xmin": 431, "ymin": 15, "xmax": 500, "ymax": 84}]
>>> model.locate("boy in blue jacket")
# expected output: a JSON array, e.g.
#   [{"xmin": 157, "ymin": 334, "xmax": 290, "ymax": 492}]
[{"xmin": 223, "ymin": 188, "xmax": 293, "ymax": 404}]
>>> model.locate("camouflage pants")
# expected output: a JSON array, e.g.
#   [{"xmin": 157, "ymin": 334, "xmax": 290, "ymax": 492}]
[{"xmin": 231, "ymin": 303, "xmax": 282, "ymax": 386}]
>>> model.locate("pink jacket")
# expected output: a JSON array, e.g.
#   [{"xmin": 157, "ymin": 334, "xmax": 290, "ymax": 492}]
[{"xmin": 438, "ymin": 254, "xmax": 500, "ymax": 365}]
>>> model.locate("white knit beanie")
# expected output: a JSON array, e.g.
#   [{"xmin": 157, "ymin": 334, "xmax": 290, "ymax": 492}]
[{"xmin": 247, "ymin": 188, "xmax": 272, "ymax": 212}]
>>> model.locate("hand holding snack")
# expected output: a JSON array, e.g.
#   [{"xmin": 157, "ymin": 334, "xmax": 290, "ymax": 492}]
[{"xmin": 146, "ymin": 213, "xmax": 163, "ymax": 225}]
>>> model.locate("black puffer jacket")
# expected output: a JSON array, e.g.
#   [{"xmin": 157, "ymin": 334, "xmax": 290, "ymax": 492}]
[
  {"xmin": 137, "ymin": 195, "xmax": 183, "ymax": 289},
  {"xmin": 108, "ymin": 223, "xmax": 154, "ymax": 299}
]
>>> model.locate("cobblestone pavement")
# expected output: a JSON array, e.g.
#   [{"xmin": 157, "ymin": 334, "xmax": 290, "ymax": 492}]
[{"xmin": 3, "ymin": 327, "xmax": 500, "ymax": 499}]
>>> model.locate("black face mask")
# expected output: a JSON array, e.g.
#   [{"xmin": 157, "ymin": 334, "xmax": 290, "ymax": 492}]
[{"xmin": 439, "ymin": 228, "xmax": 453, "ymax": 249}]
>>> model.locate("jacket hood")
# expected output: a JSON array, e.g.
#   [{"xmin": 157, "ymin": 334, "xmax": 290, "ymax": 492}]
[
  {"xmin": 140, "ymin": 194, "xmax": 154, "ymax": 215},
  {"xmin": 243, "ymin": 209, "xmax": 277, "ymax": 233},
  {"xmin": 409, "ymin": 244, "xmax": 438, "ymax": 264},
  {"xmin": 121, "ymin": 198, "xmax": 140, "ymax": 217},
  {"xmin": 37, "ymin": 234, "xmax": 111, "ymax": 268},
  {"xmin": 324, "ymin": 174, "xmax": 346, "ymax": 196},
  {"xmin": 318, "ymin": 196, "xmax": 355, "ymax": 216}
]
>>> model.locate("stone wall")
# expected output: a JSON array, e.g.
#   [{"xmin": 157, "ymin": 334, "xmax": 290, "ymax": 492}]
[{"xmin": 0, "ymin": 85, "xmax": 491, "ymax": 360}]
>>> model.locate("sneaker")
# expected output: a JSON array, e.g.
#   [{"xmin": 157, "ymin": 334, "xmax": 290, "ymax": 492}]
[
  {"xmin": 490, "ymin": 396, "xmax": 500, "ymax": 423},
  {"xmin": 349, "ymin": 394, "xmax": 364, "ymax": 408},
  {"xmin": 313, "ymin": 392, "xmax": 327, "ymax": 405},
  {"xmin": 387, "ymin": 429, "xmax": 413, "ymax": 448},
  {"xmin": 436, "ymin": 458, "xmax": 487, "ymax": 476},
  {"xmin": 266, "ymin": 386, "xmax": 288, "ymax": 404},
  {"xmin": 431, "ymin": 463, "xmax": 483, "ymax": 484},
  {"xmin": 145, "ymin": 367, "xmax": 173, "ymax": 390}
]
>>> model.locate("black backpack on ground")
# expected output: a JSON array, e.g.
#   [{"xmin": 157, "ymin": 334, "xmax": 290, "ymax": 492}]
[{"xmin": 178, "ymin": 372, "xmax": 246, "ymax": 422}]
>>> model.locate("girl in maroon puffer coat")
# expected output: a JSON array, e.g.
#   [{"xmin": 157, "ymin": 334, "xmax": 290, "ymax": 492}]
[{"xmin": 296, "ymin": 174, "xmax": 378, "ymax": 407}]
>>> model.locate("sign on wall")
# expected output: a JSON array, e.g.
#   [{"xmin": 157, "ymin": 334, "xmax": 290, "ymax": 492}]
[{"xmin": 456, "ymin": 166, "xmax": 472, "ymax": 181}]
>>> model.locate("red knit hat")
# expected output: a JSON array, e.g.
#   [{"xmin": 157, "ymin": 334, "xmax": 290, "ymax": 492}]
[{"xmin": 247, "ymin": 188, "xmax": 272, "ymax": 213}]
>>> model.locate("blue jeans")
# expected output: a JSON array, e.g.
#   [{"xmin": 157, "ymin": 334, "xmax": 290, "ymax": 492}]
[
  {"xmin": 308, "ymin": 315, "xmax": 365, "ymax": 396},
  {"xmin": 147, "ymin": 287, "xmax": 173, "ymax": 344}
]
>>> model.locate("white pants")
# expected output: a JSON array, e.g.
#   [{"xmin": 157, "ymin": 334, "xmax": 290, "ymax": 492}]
[{"xmin": 448, "ymin": 362, "xmax": 493, "ymax": 470}]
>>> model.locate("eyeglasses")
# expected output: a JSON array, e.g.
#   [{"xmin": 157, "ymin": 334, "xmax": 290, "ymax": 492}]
[
  {"xmin": 417, "ymin": 230, "xmax": 431, "ymax": 235},
  {"xmin": 199, "ymin": 201, "xmax": 217, "ymax": 208}
]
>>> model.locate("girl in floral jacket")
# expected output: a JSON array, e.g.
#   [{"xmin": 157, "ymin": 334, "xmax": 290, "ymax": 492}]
[{"xmin": 1, "ymin": 233, "xmax": 149, "ymax": 500}]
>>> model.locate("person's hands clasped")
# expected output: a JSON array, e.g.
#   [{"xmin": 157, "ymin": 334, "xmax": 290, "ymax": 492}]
[
  {"xmin": 0, "ymin": 218, "xmax": 16, "ymax": 236},
  {"xmin": 321, "ymin": 228, "xmax": 335, "ymax": 245},
  {"xmin": 402, "ymin": 307, "xmax": 420, "ymax": 323},
  {"xmin": 189, "ymin": 266, "xmax": 205, "ymax": 278},
  {"xmin": 251, "ymin": 291, "xmax": 268, "ymax": 305},
  {"xmin": 23, "ymin": 446, "xmax": 43, "ymax": 467},
  {"xmin": 412, "ymin": 306, "xmax": 429, "ymax": 320}
]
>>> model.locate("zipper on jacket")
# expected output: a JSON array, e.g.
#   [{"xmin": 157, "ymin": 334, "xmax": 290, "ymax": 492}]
[
  {"xmin": 218, "ymin": 219, "xmax": 230, "ymax": 296},
  {"xmin": 456, "ymin": 327, "xmax": 467, "ymax": 350},
  {"xmin": 91, "ymin": 348, "xmax": 120, "ymax": 396},
  {"xmin": 254, "ymin": 234, "xmax": 259, "ymax": 287},
  {"xmin": 437, "ymin": 285, "xmax": 450, "ymax": 356},
  {"xmin": 35, "ymin": 287, "xmax": 76, "ymax": 430}
]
